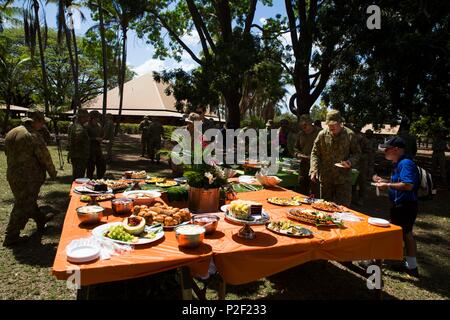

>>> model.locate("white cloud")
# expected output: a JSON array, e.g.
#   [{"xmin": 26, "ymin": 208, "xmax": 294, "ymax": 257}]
[
  {"xmin": 259, "ymin": 17, "xmax": 267, "ymax": 25},
  {"xmin": 132, "ymin": 53, "xmax": 198, "ymax": 77},
  {"xmin": 180, "ymin": 30, "xmax": 200, "ymax": 46}
]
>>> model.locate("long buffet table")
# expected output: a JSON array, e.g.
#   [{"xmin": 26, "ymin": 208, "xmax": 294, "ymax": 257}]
[{"xmin": 52, "ymin": 183, "xmax": 403, "ymax": 297}]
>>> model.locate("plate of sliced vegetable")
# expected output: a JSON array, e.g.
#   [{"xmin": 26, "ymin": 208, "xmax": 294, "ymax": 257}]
[
  {"xmin": 267, "ymin": 197, "xmax": 302, "ymax": 206},
  {"xmin": 92, "ymin": 221, "xmax": 164, "ymax": 245},
  {"xmin": 266, "ymin": 220, "xmax": 313, "ymax": 237}
]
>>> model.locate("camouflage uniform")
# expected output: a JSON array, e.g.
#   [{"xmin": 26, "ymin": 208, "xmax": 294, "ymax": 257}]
[
  {"xmin": 4, "ymin": 120, "xmax": 57, "ymax": 244},
  {"xmin": 69, "ymin": 118, "xmax": 90, "ymax": 180},
  {"xmin": 295, "ymin": 125, "xmax": 321, "ymax": 197},
  {"xmin": 86, "ymin": 114, "xmax": 106, "ymax": 179},
  {"xmin": 38, "ymin": 125, "xmax": 52, "ymax": 145},
  {"xmin": 103, "ymin": 117, "xmax": 115, "ymax": 162},
  {"xmin": 310, "ymin": 111, "xmax": 361, "ymax": 206},
  {"xmin": 147, "ymin": 120, "xmax": 164, "ymax": 163},
  {"xmin": 139, "ymin": 118, "xmax": 151, "ymax": 157}
]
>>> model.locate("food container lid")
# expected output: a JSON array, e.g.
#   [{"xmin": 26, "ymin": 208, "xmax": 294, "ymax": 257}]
[
  {"xmin": 76, "ymin": 205, "xmax": 104, "ymax": 214},
  {"xmin": 112, "ymin": 197, "xmax": 133, "ymax": 203},
  {"xmin": 175, "ymin": 224, "xmax": 205, "ymax": 235}
]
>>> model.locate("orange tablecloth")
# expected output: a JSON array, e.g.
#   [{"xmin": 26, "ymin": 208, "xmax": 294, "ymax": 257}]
[
  {"xmin": 205, "ymin": 189, "xmax": 403, "ymax": 285},
  {"xmin": 53, "ymin": 184, "xmax": 403, "ymax": 287},
  {"xmin": 52, "ymin": 185, "xmax": 211, "ymax": 286}
]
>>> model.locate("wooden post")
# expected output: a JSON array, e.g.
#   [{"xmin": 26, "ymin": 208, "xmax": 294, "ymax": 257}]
[
  {"xmin": 178, "ymin": 267, "xmax": 193, "ymax": 300},
  {"xmin": 375, "ymin": 259, "xmax": 383, "ymax": 300},
  {"xmin": 218, "ymin": 276, "xmax": 226, "ymax": 300}
]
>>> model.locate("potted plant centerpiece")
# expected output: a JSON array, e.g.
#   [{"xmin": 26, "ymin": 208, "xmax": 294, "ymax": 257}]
[{"xmin": 184, "ymin": 163, "xmax": 228, "ymax": 213}]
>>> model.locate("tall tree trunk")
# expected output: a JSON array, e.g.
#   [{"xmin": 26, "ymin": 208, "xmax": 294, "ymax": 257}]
[
  {"xmin": 117, "ymin": 25, "xmax": 127, "ymax": 127},
  {"xmin": 70, "ymin": 18, "xmax": 80, "ymax": 111},
  {"xmin": 33, "ymin": 1, "xmax": 49, "ymax": 114},
  {"xmin": 63, "ymin": 17, "xmax": 79, "ymax": 114},
  {"xmin": 2, "ymin": 101, "xmax": 11, "ymax": 134},
  {"xmin": 98, "ymin": 0, "xmax": 108, "ymax": 124},
  {"xmin": 223, "ymin": 89, "xmax": 240, "ymax": 129}
]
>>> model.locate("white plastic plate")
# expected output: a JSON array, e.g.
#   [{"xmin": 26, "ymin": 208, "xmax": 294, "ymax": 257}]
[{"xmin": 368, "ymin": 217, "xmax": 390, "ymax": 227}]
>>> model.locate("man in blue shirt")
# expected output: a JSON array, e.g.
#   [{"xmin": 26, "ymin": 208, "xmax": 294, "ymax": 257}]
[{"xmin": 373, "ymin": 136, "xmax": 420, "ymax": 277}]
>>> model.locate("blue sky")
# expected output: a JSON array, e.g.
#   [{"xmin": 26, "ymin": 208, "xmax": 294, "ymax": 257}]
[{"xmin": 36, "ymin": 1, "xmax": 296, "ymax": 111}]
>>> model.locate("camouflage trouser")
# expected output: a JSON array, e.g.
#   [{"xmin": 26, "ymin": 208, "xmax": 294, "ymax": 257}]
[
  {"xmin": 6, "ymin": 180, "xmax": 44, "ymax": 240},
  {"xmin": 320, "ymin": 182, "xmax": 352, "ymax": 207},
  {"xmin": 367, "ymin": 152, "xmax": 375, "ymax": 179},
  {"xmin": 71, "ymin": 158, "xmax": 88, "ymax": 181},
  {"xmin": 148, "ymin": 139, "xmax": 162, "ymax": 161},
  {"xmin": 298, "ymin": 162, "xmax": 320, "ymax": 197},
  {"xmin": 106, "ymin": 139, "xmax": 114, "ymax": 161},
  {"xmin": 141, "ymin": 137, "xmax": 150, "ymax": 156},
  {"xmin": 87, "ymin": 145, "xmax": 106, "ymax": 179}
]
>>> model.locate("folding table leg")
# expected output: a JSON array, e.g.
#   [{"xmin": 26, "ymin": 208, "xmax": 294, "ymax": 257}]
[
  {"xmin": 218, "ymin": 276, "xmax": 226, "ymax": 300},
  {"xmin": 178, "ymin": 267, "xmax": 193, "ymax": 300},
  {"xmin": 76, "ymin": 285, "xmax": 90, "ymax": 300},
  {"xmin": 375, "ymin": 259, "xmax": 384, "ymax": 300}
]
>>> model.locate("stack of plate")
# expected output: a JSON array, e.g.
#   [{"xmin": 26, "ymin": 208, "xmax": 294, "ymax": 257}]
[
  {"xmin": 66, "ymin": 238, "xmax": 101, "ymax": 263},
  {"xmin": 368, "ymin": 217, "xmax": 390, "ymax": 227}
]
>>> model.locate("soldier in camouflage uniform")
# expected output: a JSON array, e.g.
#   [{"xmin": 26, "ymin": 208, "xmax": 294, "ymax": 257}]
[
  {"xmin": 86, "ymin": 110, "xmax": 106, "ymax": 179},
  {"xmin": 294, "ymin": 114, "xmax": 321, "ymax": 197},
  {"xmin": 310, "ymin": 110, "xmax": 361, "ymax": 206},
  {"xmin": 147, "ymin": 117, "xmax": 164, "ymax": 164},
  {"xmin": 139, "ymin": 116, "xmax": 151, "ymax": 157},
  {"xmin": 103, "ymin": 113, "xmax": 115, "ymax": 163},
  {"xmin": 3, "ymin": 109, "xmax": 57, "ymax": 247},
  {"xmin": 68, "ymin": 109, "xmax": 90, "ymax": 180}
]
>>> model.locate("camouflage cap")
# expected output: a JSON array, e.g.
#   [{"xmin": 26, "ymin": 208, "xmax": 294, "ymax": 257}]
[
  {"xmin": 298, "ymin": 114, "xmax": 312, "ymax": 124},
  {"xmin": 325, "ymin": 110, "xmax": 342, "ymax": 125},
  {"xmin": 22, "ymin": 107, "xmax": 51, "ymax": 123},
  {"xmin": 185, "ymin": 112, "xmax": 202, "ymax": 123},
  {"xmin": 90, "ymin": 110, "xmax": 101, "ymax": 118},
  {"xmin": 77, "ymin": 109, "xmax": 89, "ymax": 117}
]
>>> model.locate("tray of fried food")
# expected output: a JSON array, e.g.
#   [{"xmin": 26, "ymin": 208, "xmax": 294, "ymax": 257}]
[
  {"xmin": 310, "ymin": 199, "xmax": 345, "ymax": 212},
  {"xmin": 267, "ymin": 197, "xmax": 302, "ymax": 206},
  {"xmin": 133, "ymin": 202, "xmax": 191, "ymax": 229},
  {"xmin": 145, "ymin": 177, "xmax": 166, "ymax": 184},
  {"xmin": 287, "ymin": 208, "xmax": 344, "ymax": 227},
  {"xmin": 92, "ymin": 179, "xmax": 129, "ymax": 192}
]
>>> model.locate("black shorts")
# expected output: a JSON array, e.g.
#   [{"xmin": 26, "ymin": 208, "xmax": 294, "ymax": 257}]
[{"xmin": 390, "ymin": 201, "xmax": 418, "ymax": 234}]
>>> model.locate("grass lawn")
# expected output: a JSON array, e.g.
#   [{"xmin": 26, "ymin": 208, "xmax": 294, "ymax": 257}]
[{"xmin": 0, "ymin": 134, "xmax": 448, "ymax": 300}]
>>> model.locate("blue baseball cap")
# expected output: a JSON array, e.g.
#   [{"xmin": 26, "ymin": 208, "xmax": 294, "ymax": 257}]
[{"xmin": 380, "ymin": 136, "xmax": 406, "ymax": 149}]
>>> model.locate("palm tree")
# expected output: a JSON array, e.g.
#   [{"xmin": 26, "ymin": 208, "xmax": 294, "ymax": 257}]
[
  {"xmin": 23, "ymin": 0, "xmax": 50, "ymax": 114},
  {"xmin": 86, "ymin": 0, "xmax": 109, "ymax": 122},
  {"xmin": 111, "ymin": 0, "xmax": 146, "ymax": 127},
  {"xmin": 0, "ymin": 0, "xmax": 21, "ymax": 33},
  {"xmin": 48, "ymin": 0, "xmax": 85, "ymax": 113},
  {"xmin": 0, "ymin": 55, "xmax": 31, "ymax": 133}
]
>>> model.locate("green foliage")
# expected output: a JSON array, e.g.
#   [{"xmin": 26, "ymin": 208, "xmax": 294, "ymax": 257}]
[
  {"xmin": 166, "ymin": 185, "xmax": 188, "ymax": 202},
  {"xmin": 119, "ymin": 123, "xmax": 140, "ymax": 134},
  {"xmin": 411, "ymin": 116, "xmax": 447, "ymax": 138},
  {"xmin": 183, "ymin": 164, "xmax": 228, "ymax": 189},
  {"xmin": 241, "ymin": 115, "xmax": 266, "ymax": 129}
]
